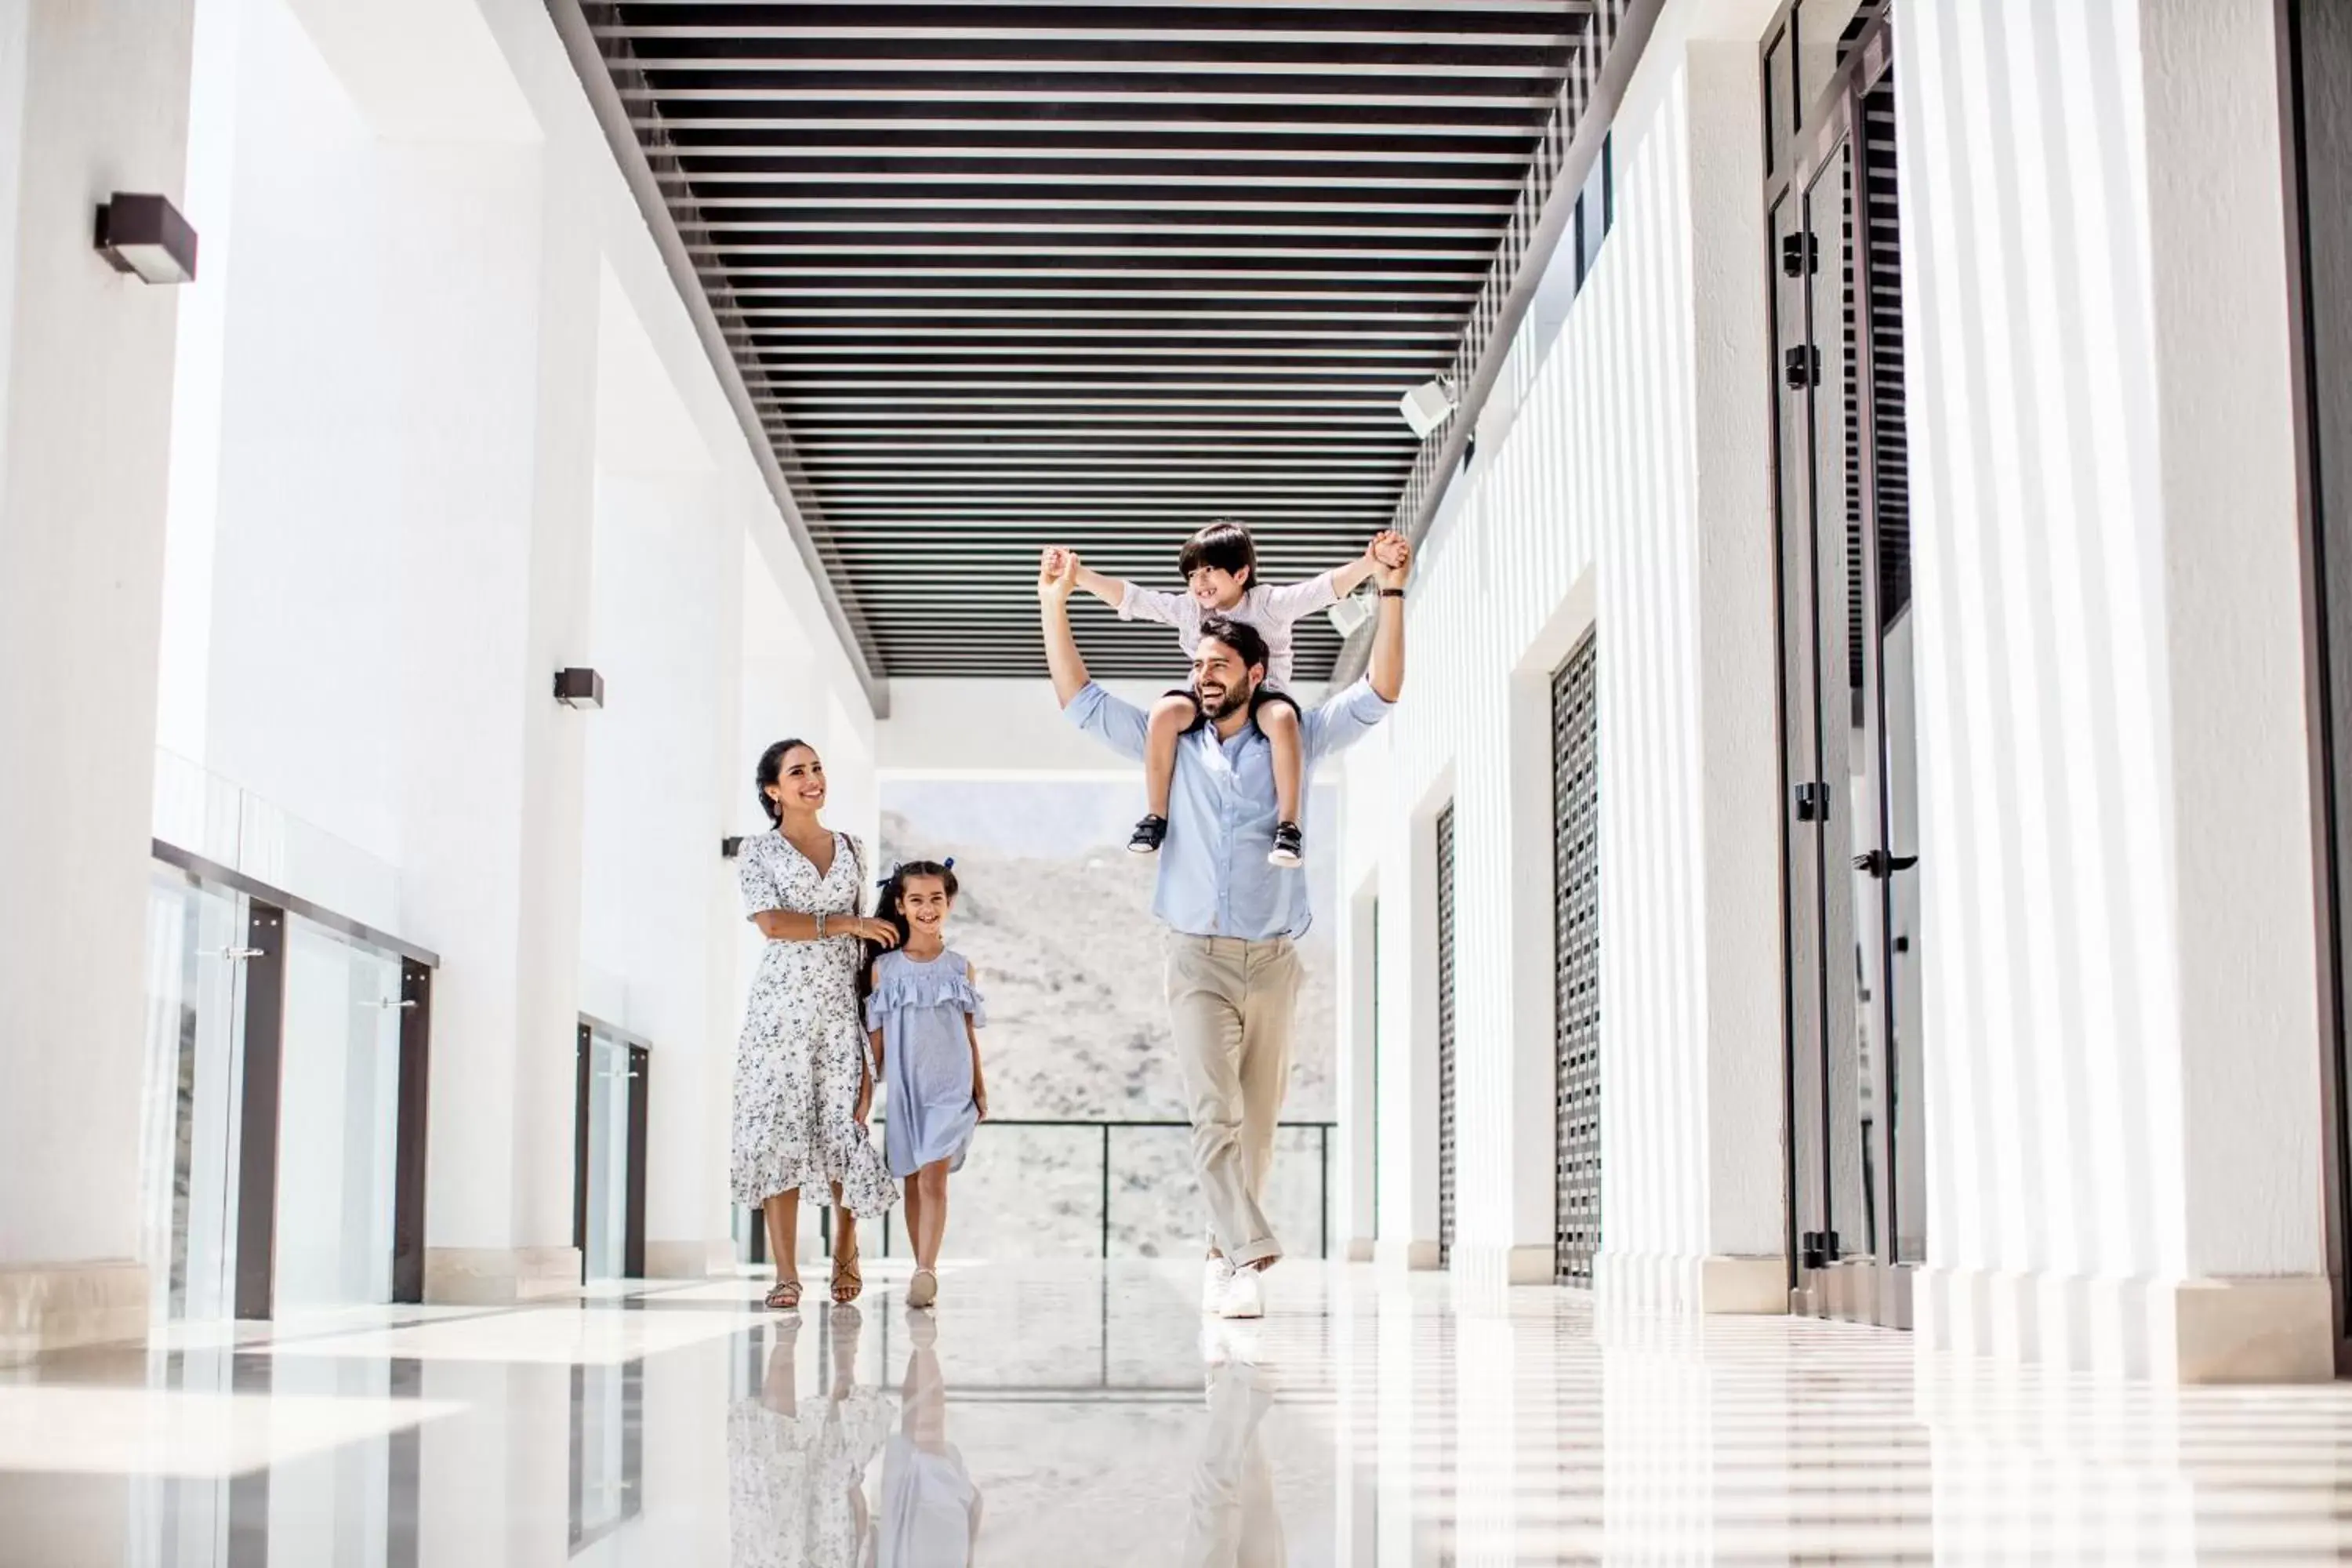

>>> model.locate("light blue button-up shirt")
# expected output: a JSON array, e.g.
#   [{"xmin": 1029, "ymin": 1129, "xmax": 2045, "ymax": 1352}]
[{"xmin": 1065, "ymin": 679, "xmax": 1396, "ymax": 939}]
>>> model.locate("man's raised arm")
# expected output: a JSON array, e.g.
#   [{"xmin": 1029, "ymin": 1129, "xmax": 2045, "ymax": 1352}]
[
  {"xmin": 1039, "ymin": 546, "xmax": 1092, "ymax": 709},
  {"xmin": 1368, "ymin": 532, "xmax": 1409, "ymax": 702},
  {"xmin": 1040, "ymin": 546, "xmax": 1152, "ymax": 759}
]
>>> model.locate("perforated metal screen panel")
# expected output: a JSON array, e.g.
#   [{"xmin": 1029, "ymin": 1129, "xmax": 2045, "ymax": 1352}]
[
  {"xmin": 1553, "ymin": 630, "xmax": 1600, "ymax": 1284},
  {"xmin": 1436, "ymin": 802, "xmax": 1457, "ymax": 1268}
]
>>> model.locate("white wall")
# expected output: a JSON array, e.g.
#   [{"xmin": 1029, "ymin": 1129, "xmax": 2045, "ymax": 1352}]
[
  {"xmin": 141, "ymin": 0, "xmax": 880, "ymax": 1297},
  {"xmin": 1335, "ymin": 7, "xmax": 1784, "ymax": 1301},
  {"xmin": 576, "ymin": 263, "xmax": 742, "ymax": 1268},
  {"xmin": 163, "ymin": 0, "xmax": 577, "ymax": 1272},
  {"xmin": 0, "ymin": 1, "xmax": 197, "ymax": 1305}
]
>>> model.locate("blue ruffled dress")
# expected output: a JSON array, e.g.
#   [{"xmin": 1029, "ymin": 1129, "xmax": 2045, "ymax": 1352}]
[{"xmin": 863, "ymin": 948, "xmax": 985, "ymax": 1179}]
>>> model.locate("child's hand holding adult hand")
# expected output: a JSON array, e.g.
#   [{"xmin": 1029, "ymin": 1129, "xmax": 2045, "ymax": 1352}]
[{"xmin": 1037, "ymin": 546, "xmax": 1080, "ymax": 603}]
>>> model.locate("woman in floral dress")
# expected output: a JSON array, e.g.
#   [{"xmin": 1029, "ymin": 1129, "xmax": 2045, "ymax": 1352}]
[{"xmin": 736, "ymin": 738, "xmax": 902, "ymax": 1308}]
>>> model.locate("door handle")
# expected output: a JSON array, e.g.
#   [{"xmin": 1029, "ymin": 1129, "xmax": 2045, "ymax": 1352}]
[{"xmin": 1852, "ymin": 851, "xmax": 1918, "ymax": 878}]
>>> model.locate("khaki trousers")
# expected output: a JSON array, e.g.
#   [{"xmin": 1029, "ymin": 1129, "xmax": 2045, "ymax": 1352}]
[
  {"xmin": 1185, "ymin": 1362, "xmax": 1285, "ymax": 1568},
  {"xmin": 1166, "ymin": 935, "xmax": 1301, "ymax": 1268}
]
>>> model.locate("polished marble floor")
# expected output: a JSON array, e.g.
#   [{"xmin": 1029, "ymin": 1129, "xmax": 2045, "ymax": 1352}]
[{"xmin": 9, "ymin": 1260, "xmax": 2352, "ymax": 1564}]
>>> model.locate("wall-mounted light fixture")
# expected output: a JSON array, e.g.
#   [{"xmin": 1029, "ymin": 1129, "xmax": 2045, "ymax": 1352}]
[
  {"xmin": 1398, "ymin": 376, "xmax": 1456, "ymax": 440},
  {"xmin": 721, "ymin": 837, "xmax": 745, "ymax": 860},
  {"xmin": 95, "ymin": 194, "xmax": 198, "ymax": 285},
  {"xmin": 1326, "ymin": 587, "xmax": 1373, "ymax": 638},
  {"xmin": 554, "ymin": 667, "xmax": 604, "ymax": 710}
]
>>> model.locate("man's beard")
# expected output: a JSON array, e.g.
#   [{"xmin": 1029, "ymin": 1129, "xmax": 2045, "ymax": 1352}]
[{"xmin": 1196, "ymin": 675, "xmax": 1254, "ymax": 720}]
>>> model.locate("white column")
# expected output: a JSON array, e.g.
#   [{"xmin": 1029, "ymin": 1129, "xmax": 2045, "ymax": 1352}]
[
  {"xmin": 416, "ymin": 136, "xmax": 601, "ymax": 1302},
  {"xmin": 579, "ymin": 468, "xmax": 740, "ymax": 1277},
  {"xmin": 1375, "ymin": 760, "xmax": 1445, "ymax": 1272},
  {"xmin": 698, "ymin": 525, "xmax": 747, "ymax": 1266},
  {"xmin": 0, "ymin": 0, "xmax": 197, "ymax": 1362},
  {"xmin": 1334, "ymin": 873, "xmax": 1380, "ymax": 1260},
  {"xmin": 1582, "ymin": 38, "xmax": 1784, "ymax": 1315},
  {"xmin": 1682, "ymin": 39, "xmax": 1786, "ymax": 1304},
  {"xmin": 2140, "ymin": 0, "xmax": 2328, "ymax": 1327},
  {"xmin": 1901, "ymin": 0, "xmax": 2329, "ymax": 1380}
]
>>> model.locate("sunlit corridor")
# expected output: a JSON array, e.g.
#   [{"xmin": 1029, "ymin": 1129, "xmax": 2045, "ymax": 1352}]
[{"xmin": 11, "ymin": 0, "xmax": 2352, "ymax": 1562}]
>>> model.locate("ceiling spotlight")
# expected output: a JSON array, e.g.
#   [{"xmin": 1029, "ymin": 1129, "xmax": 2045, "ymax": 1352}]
[
  {"xmin": 94, "ymin": 194, "xmax": 198, "ymax": 285},
  {"xmin": 1399, "ymin": 376, "xmax": 1456, "ymax": 439}
]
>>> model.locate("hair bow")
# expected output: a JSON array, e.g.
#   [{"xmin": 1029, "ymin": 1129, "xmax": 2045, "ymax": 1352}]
[{"xmin": 877, "ymin": 856, "xmax": 953, "ymax": 891}]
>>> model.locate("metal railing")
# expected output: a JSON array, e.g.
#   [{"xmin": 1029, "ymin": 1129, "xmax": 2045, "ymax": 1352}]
[{"xmin": 753, "ymin": 1116, "xmax": 1339, "ymax": 1262}]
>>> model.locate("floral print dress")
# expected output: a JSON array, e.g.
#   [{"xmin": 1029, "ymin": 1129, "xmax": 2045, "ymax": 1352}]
[
  {"xmin": 727, "ymin": 1386, "xmax": 891, "ymax": 1568},
  {"xmin": 731, "ymin": 829, "xmax": 900, "ymax": 1217}
]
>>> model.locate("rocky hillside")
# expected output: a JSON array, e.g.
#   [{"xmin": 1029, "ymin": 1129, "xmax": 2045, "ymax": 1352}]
[
  {"xmin": 878, "ymin": 808, "xmax": 1336, "ymax": 1122},
  {"xmin": 870, "ymin": 802, "xmax": 1338, "ymax": 1259}
]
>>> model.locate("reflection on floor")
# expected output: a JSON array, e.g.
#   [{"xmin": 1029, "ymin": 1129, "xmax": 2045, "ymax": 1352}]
[{"xmin": 8, "ymin": 1260, "xmax": 2352, "ymax": 1563}]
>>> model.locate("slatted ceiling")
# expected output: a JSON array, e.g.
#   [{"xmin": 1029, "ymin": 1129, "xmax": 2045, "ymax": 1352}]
[{"xmin": 591, "ymin": 2, "xmax": 1582, "ymax": 679}]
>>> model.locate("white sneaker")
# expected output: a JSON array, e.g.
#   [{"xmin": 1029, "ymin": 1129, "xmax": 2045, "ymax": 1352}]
[
  {"xmin": 1216, "ymin": 1266, "xmax": 1265, "ymax": 1321},
  {"xmin": 1201, "ymin": 1254, "xmax": 1236, "ymax": 1313}
]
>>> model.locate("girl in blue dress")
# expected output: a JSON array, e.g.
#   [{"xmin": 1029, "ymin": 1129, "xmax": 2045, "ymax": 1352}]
[{"xmin": 863, "ymin": 860, "xmax": 988, "ymax": 1310}]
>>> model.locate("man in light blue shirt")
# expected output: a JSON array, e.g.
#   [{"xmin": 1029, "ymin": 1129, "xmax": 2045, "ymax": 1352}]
[{"xmin": 1039, "ymin": 539, "xmax": 1410, "ymax": 1318}]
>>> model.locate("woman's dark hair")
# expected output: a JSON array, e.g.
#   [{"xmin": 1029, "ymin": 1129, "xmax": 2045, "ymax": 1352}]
[
  {"xmin": 1178, "ymin": 517, "xmax": 1257, "ymax": 586},
  {"xmin": 755, "ymin": 738, "xmax": 816, "ymax": 826},
  {"xmin": 868, "ymin": 860, "xmax": 960, "ymax": 979},
  {"xmin": 1195, "ymin": 613, "xmax": 1270, "ymax": 677}
]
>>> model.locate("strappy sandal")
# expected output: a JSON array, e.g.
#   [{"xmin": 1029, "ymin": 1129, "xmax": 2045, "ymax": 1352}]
[
  {"xmin": 906, "ymin": 1269, "xmax": 938, "ymax": 1310},
  {"xmin": 831, "ymin": 1244, "xmax": 862, "ymax": 1305},
  {"xmin": 764, "ymin": 1278, "xmax": 803, "ymax": 1312}
]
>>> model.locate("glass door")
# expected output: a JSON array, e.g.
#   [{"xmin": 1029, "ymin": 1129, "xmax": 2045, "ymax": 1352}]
[
  {"xmin": 139, "ymin": 870, "xmax": 249, "ymax": 1322},
  {"xmin": 576, "ymin": 1021, "xmax": 644, "ymax": 1283},
  {"xmin": 274, "ymin": 915, "xmax": 405, "ymax": 1312},
  {"xmin": 1769, "ymin": 3, "xmax": 1918, "ymax": 1324}
]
